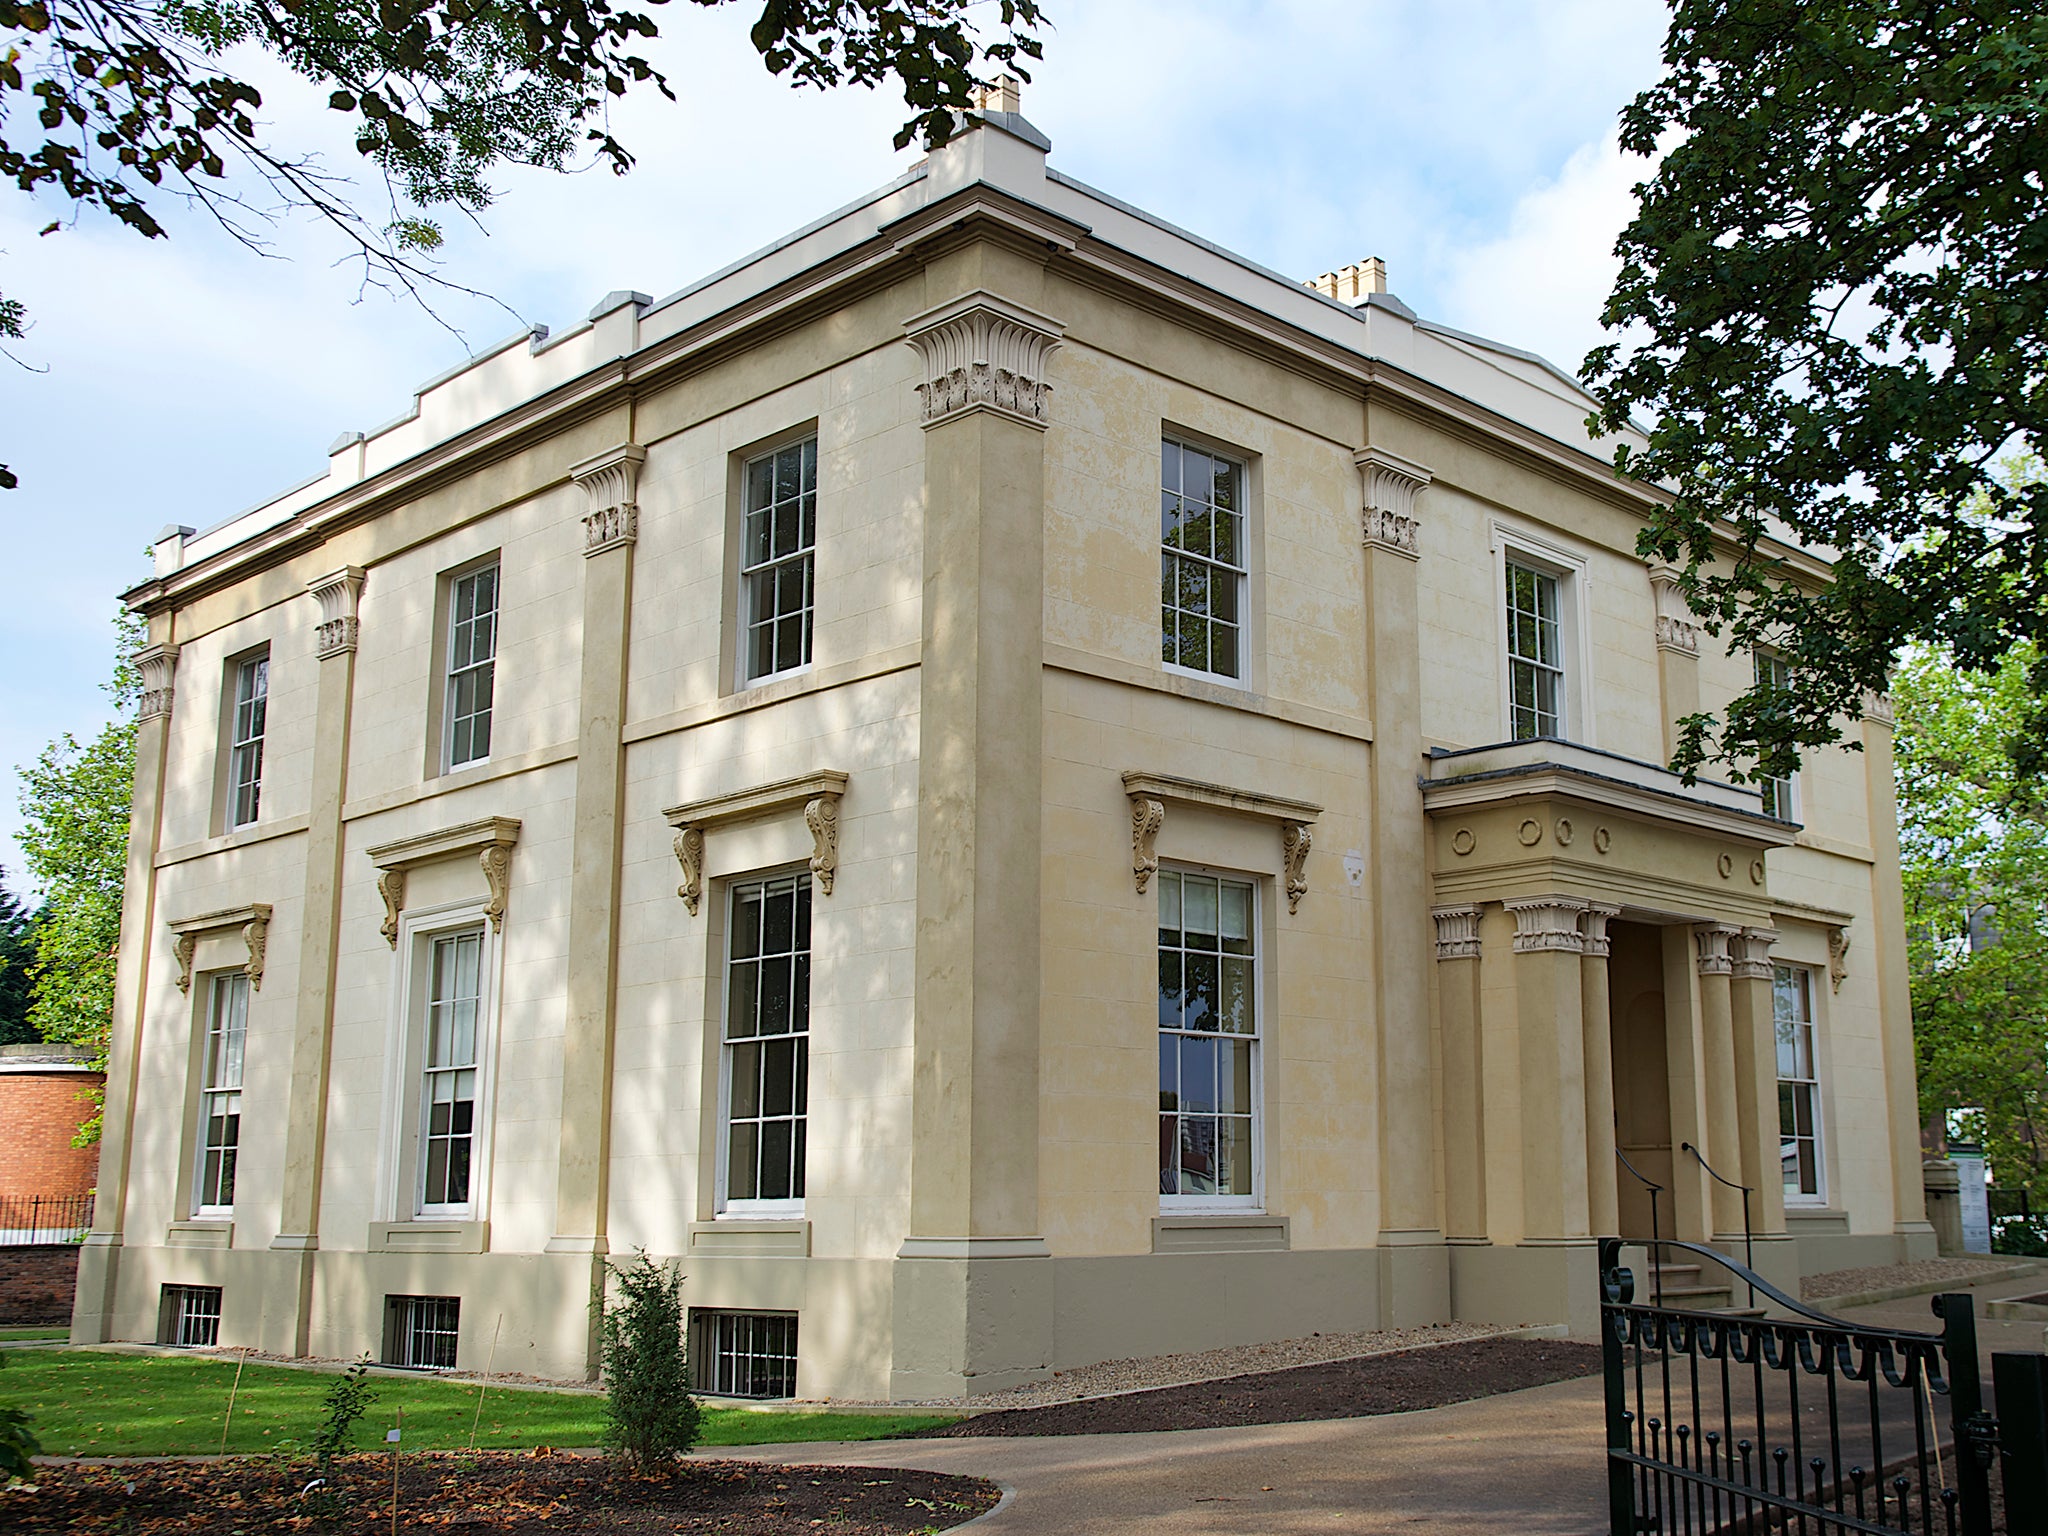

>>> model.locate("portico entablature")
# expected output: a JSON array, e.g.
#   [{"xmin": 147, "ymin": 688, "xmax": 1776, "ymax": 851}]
[{"xmin": 1421, "ymin": 739, "xmax": 1796, "ymax": 924}]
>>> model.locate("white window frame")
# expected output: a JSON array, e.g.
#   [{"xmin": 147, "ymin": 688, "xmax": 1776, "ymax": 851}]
[
  {"xmin": 1754, "ymin": 651, "xmax": 1801, "ymax": 821},
  {"xmin": 737, "ymin": 437, "xmax": 818, "ymax": 687},
  {"xmin": 1160, "ymin": 435, "xmax": 1250, "ymax": 686},
  {"xmin": 1156, "ymin": 865, "xmax": 1264, "ymax": 1214},
  {"xmin": 1490, "ymin": 524, "xmax": 1594, "ymax": 747},
  {"xmin": 443, "ymin": 560, "xmax": 500, "ymax": 772},
  {"xmin": 225, "ymin": 651, "xmax": 269, "ymax": 829},
  {"xmin": 192, "ymin": 971, "xmax": 249, "ymax": 1216},
  {"xmin": 1774, "ymin": 962, "xmax": 1826, "ymax": 1206},
  {"xmin": 717, "ymin": 869, "xmax": 812, "ymax": 1217},
  {"xmin": 378, "ymin": 900, "xmax": 502, "ymax": 1223}
]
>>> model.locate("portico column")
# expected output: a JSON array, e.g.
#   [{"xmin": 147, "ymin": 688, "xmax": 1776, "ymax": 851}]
[
  {"xmin": 1432, "ymin": 906, "xmax": 1486, "ymax": 1244},
  {"xmin": 1694, "ymin": 923, "xmax": 1746, "ymax": 1240},
  {"xmin": 1730, "ymin": 926, "xmax": 1786, "ymax": 1236},
  {"xmin": 267, "ymin": 567, "xmax": 365, "ymax": 1356},
  {"xmin": 1503, "ymin": 897, "xmax": 1590, "ymax": 1241},
  {"xmin": 895, "ymin": 279, "xmax": 1060, "ymax": 1397},
  {"xmin": 72, "ymin": 638, "xmax": 179, "ymax": 1344},
  {"xmin": 550, "ymin": 443, "xmax": 645, "ymax": 1372},
  {"xmin": 1359, "ymin": 446, "xmax": 1445, "ymax": 1322},
  {"xmin": 1647, "ymin": 566, "xmax": 1701, "ymax": 765},
  {"xmin": 1580, "ymin": 904, "xmax": 1621, "ymax": 1238}
]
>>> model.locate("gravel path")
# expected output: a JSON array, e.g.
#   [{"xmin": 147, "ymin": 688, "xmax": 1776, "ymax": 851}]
[
  {"xmin": 842, "ymin": 1322, "xmax": 1515, "ymax": 1411},
  {"xmin": 1801, "ymin": 1255, "xmax": 2021, "ymax": 1300}
]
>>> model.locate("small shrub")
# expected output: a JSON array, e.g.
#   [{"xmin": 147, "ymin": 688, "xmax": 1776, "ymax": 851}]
[
  {"xmin": 600, "ymin": 1251, "xmax": 699, "ymax": 1472},
  {"xmin": 312, "ymin": 1356, "xmax": 379, "ymax": 1469},
  {"xmin": 0, "ymin": 1353, "xmax": 42, "ymax": 1484}
]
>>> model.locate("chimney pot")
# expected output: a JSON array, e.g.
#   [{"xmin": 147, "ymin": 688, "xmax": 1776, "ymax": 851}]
[{"xmin": 1310, "ymin": 258, "xmax": 1389, "ymax": 306}]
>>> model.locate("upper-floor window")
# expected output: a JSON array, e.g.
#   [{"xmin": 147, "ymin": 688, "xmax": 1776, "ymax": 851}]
[
  {"xmin": 1506, "ymin": 561, "xmax": 1564, "ymax": 740},
  {"xmin": 1161, "ymin": 438, "xmax": 1245, "ymax": 681},
  {"xmin": 445, "ymin": 563, "xmax": 498, "ymax": 770},
  {"xmin": 1774, "ymin": 963, "xmax": 1824, "ymax": 1203},
  {"xmin": 741, "ymin": 439, "xmax": 816, "ymax": 684},
  {"xmin": 226, "ymin": 653, "xmax": 268, "ymax": 828},
  {"xmin": 1755, "ymin": 652, "xmax": 1799, "ymax": 820},
  {"xmin": 1157, "ymin": 868, "xmax": 1259, "ymax": 1208},
  {"xmin": 722, "ymin": 872, "xmax": 811, "ymax": 1211},
  {"xmin": 194, "ymin": 972, "xmax": 248, "ymax": 1214},
  {"xmin": 420, "ymin": 929, "xmax": 484, "ymax": 1211}
]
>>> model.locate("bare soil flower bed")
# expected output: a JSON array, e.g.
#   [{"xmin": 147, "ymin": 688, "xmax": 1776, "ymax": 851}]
[
  {"xmin": 4, "ymin": 1450, "xmax": 1000, "ymax": 1533},
  {"xmin": 919, "ymin": 1335, "xmax": 1603, "ymax": 1436}
]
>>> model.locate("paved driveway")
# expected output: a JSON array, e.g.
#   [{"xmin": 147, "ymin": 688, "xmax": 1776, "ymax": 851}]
[{"xmin": 717, "ymin": 1374, "xmax": 1611, "ymax": 1535}]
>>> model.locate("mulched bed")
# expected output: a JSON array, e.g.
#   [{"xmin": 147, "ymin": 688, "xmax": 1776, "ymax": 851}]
[
  {"xmin": 3, "ymin": 1451, "xmax": 1000, "ymax": 1533},
  {"xmin": 919, "ymin": 1335, "xmax": 1603, "ymax": 1437}
]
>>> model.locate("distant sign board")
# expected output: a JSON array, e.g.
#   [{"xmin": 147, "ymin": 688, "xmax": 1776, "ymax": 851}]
[{"xmin": 1952, "ymin": 1149, "xmax": 1991, "ymax": 1254}]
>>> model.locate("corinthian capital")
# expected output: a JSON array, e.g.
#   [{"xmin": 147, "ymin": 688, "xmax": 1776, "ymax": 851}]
[
  {"xmin": 904, "ymin": 293, "xmax": 1063, "ymax": 430},
  {"xmin": 1504, "ymin": 896, "xmax": 1588, "ymax": 954},
  {"xmin": 135, "ymin": 642, "xmax": 180, "ymax": 722},
  {"xmin": 1355, "ymin": 447, "xmax": 1431, "ymax": 558},
  {"xmin": 572, "ymin": 443, "xmax": 647, "ymax": 555},
  {"xmin": 1646, "ymin": 564, "xmax": 1700, "ymax": 657},
  {"xmin": 307, "ymin": 566, "xmax": 367, "ymax": 658}
]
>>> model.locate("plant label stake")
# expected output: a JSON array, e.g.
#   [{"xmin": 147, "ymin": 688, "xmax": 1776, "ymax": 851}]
[
  {"xmin": 470, "ymin": 1313, "xmax": 502, "ymax": 1450},
  {"xmin": 388, "ymin": 1409, "xmax": 402, "ymax": 1536},
  {"xmin": 220, "ymin": 1345, "xmax": 249, "ymax": 1457}
]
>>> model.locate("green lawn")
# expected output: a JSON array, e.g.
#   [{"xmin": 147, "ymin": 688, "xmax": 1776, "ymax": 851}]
[
  {"xmin": 0, "ymin": 1327, "xmax": 67, "ymax": 1342},
  {"xmin": 0, "ymin": 1349, "xmax": 955, "ymax": 1457}
]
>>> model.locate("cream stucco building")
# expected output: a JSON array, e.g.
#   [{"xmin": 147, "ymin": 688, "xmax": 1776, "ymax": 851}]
[{"xmin": 76, "ymin": 88, "xmax": 1934, "ymax": 1399}]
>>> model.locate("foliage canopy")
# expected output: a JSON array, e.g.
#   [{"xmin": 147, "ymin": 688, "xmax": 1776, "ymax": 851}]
[{"xmin": 1587, "ymin": 1, "xmax": 2048, "ymax": 783}]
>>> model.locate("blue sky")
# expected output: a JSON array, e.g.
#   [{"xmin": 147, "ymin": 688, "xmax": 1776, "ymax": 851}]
[{"xmin": 0, "ymin": 0, "xmax": 1669, "ymax": 897}]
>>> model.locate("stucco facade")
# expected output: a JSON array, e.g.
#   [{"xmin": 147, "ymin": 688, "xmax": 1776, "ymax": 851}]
[{"xmin": 76, "ymin": 92, "xmax": 1932, "ymax": 1398}]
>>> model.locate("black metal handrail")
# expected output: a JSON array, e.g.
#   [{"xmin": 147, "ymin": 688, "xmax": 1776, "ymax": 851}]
[
  {"xmin": 1613, "ymin": 1147, "xmax": 1665, "ymax": 1307},
  {"xmin": 1682, "ymin": 1140, "xmax": 1756, "ymax": 1305}
]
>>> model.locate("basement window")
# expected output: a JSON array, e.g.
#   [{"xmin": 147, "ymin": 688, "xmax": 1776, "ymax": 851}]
[
  {"xmin": 159, "ymin": 1284, "xmax": 223, "ymax": 1348},
  {"xmin": 383, "ymin": 1294, "xmax": 461, "ymax": 1370},
  {"xmin": 692, "ymin": 1310, "xmax": 798, "ymax": 1399}
]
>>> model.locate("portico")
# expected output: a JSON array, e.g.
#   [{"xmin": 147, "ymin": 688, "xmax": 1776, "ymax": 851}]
[{"xmin": 1422, "ymin": 740, "xmax": 1801, "ymax": 1329}]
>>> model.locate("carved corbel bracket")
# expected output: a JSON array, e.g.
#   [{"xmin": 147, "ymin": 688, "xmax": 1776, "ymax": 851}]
[
  {"xmin": 1827, "ymin": 925, "xmax": 1851, "ymax": 992},
  {"xmin": 136, "ymin": 642, "xmax": 180, "ymax": 722},
  {"xmin": 364, "ymin": 816, "xmax": 523, "ymax": 947},
  {"xmin": 167, "ymin": 903, "xmax": 274, "ymax": 993},
  {"xmin": 663, "ymin": 770, "xmax": 851, "ymax": 916},
  {"xmin": 572, "ymin": 443, "xmax": 647, "ymax": 555},
  {"xmin": 1646, "ymin": 564, "xmax": 1701, "ymax": 657},
  {"xmin": 903, "ymin": 293, "xmax": 1063, "ymax": 431},
  {"xmin": 1354, "ymin": 447, "xmax": 1431, "ymax": 559},
  {"xmin": 307, "ymin": 566, "xmax": 367, "ymax": 659},
  {"xmin": 1861, "ymin": 689, "xmax": 1895, "ymax": 728},
  {"xmin": 1120, "ymin": 771, "xmax": 1323, "ymax": 912}
]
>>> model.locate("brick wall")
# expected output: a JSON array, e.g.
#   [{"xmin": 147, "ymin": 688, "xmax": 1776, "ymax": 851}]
[
  {"xmin": 0, "ymin": 1245, "xmax": 79, "ymax": 1326},
  {"xmin": 0, "ymin": 1067, "xmax": 101, "ymax": 1201}
]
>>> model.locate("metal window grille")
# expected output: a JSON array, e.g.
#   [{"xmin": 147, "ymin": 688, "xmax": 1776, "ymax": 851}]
[
  {"xmin": 1754, "ymin": 652, "xmax": 1798, "ymax": 819},
  {"xmin": 740, "ymin": 439, "xmax": 816, "ymax": 682},
  {"xmin": 695, "ymin": 1311, "xmax": 799, "ymax": 1399},
  {"xmin": 385, "ymin": 1294, "xmax": 461, "ymax": 1370},
  {"xmin": 1160, "ymin": 439, "xmax": 1245, "ymax": 679},
  {"xmin": 420, "ymin": 931, "xmax": 483, "ymax": 1209},
  {"xmin": 160, "ymin": 1284, "xmax": 223, "ymax": 1348},
  {"xmin": 227, "ymin": 654, "xmax": 268, "ymax": 827},
  {"xmin": 723, "ymin": 874, "xmax": 810, "ymax": 1205},
  {"xmin": 446, "ymin": 563, "xmax": 499, "ymax": 768},
  {"xmin": 1157, "ymin": 870, "xmax": 1258, "ymax": 1200},
  {"xmin": 1506, "ymin": 561, "xmax": 1564, "ymax": 740},
  {"xmin": 196, "ymin": 973, "xmax": 249, "ymax": 1211},
  {"xmin": 1774, "ymin": 963, "xmax": 1824, "ymax": 1201}
]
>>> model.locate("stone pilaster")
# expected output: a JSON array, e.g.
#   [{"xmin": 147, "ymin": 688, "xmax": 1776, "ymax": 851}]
[
  {"xmin": 1693, "ymin": 923, "xmax": 1745, "ymax": 1239},
  {"xmin": 549, "ymin": 443, "xmax": 646, "ymax": 1366},
  {"xmin": 1647, "ymin": 565, "xmax": 1701, "ymax": 765},
  {"xmin": 1580, "ymin": 904, "xmax": 1621, "ymax": 1238},
  {"xmin": 1432, "ymin": 906, "xmax": 1486, "ymax": 1244},
  {"xmin": 894, "ymin": 281, "xmax": 1059, "ymax": 1397},
  {"xmin": 1729, "ymin": 926, "xmax": 1786, "ymax": 1236},
  {"xmin": 1503, "ymin": 898, "xmax": 1590, "ymax": 1242},
  {"xmin": 1357, "ymin": 445, "xmax": 1445, "ymax": 1324},
  {"xmin": 264, "ymin": 569, "xmax": 364, "ymax": 1353},
  {"xmin": 73, "ymin": 640, "xmax": 178, "ymax": 1343}
]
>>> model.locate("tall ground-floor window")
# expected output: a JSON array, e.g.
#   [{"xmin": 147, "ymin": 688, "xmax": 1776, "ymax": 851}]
[
  {"xmin": 723, "ymin": 872, "xmax": 811, "ymax": 1209},
  {"xmin": 420, "ymin": 930, "xmax": 483, "ymax": 1211},
  {"xmin": 1774, "ymin": 963, "xmax": 1824, "ymax": 1203},
  {"xmin": 194, "ymin": 972, "xmax": 248, "ymax": 1214},
  {"xmin": 1157, "ymin": 869, "xmax": 1258, "ymax": 1205}
]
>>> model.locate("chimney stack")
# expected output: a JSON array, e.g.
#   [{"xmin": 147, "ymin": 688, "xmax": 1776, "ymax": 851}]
[
  {"xmin": 1307, "ymin": 257, "xmax": 1388, "ymax": 306},
  {"xmin": 971, "ymin": 74, "xmax": 1024, "ymax": 116}
]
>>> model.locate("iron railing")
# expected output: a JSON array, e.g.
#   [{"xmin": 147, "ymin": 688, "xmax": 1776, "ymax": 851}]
[
  {"xmin": 1602, "ymin": 1237, "xmax": 2046, "ymax": 1536},
  {"xmin": 1681, "ymin": 1141, "xmax": 1756, "ymax": 1307},
  {"xmin": 0, "ymin": 1192, "xmax": 93, "ymax": 1245},
  {"xmin": 1615, "ymin": 1149, "xmax": 1666, "ymax": 1307}
]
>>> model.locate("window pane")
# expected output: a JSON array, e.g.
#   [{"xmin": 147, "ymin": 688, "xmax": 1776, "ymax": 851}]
[
  {"xmin": 1157, "ymin": 873, "xmax": 1181, "ymax": 943},
  {"xmin": 1183, "ymin": 877, "xmax": 1218, "ymax": 939},
  {"xmin": 1158, "ymin": 1033, "xmax": 1178, "ymax": 1109},
  {"xmin": 728, "ymin": 1122, "xmax": 759, "ymax": 1199},
  {"xmin": 1158, "ymin": 951, "xmax": 1182, "ymax": 1030},
  {"xmin": 1220, "ymin": 957, "xmax": 1253, "ymax": 1035},
  {"xmin": 1180, "ymin": 1116, "xmax": 1218, "ymax": 1194},
  {"xmin": 1180, "ymin": 1035, "xmax": 1217, "ymax": 1113},
  {"xmin": 1184, "ymin": 953, "xmax": 1219, "ymax": 1030},
  {"xmin": 730, "ymin": 1041, "xmax": 762, "ymax": 1117},
  {"xmin": 1223, "ymin": 1041, "xmax": 1253, "ymax": 1114},
  {"xmin": 1220, "ymin": 1117, "xmax": 1254, "ymax": 1196}
]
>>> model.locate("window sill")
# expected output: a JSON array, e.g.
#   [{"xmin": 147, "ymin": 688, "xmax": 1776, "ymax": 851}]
[
  {"xmin": 1152, "ymin": 1214, "xmax": 1288, "ymax": 1253},
  {"xmin": 1783, "ymin": 1205, "xmax": 1845, "ymax": 1230},
  {"xmin": 369, "ymin": 1219, "xmax": 489, "ymax": 1254},
  {"xmin": 688, "ymin": 1219, "xmax": 810, "ymax": 1258},
  {"xmin": 166, "ymin": 1219, "xmax": 234, "ymax": 1249}
]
